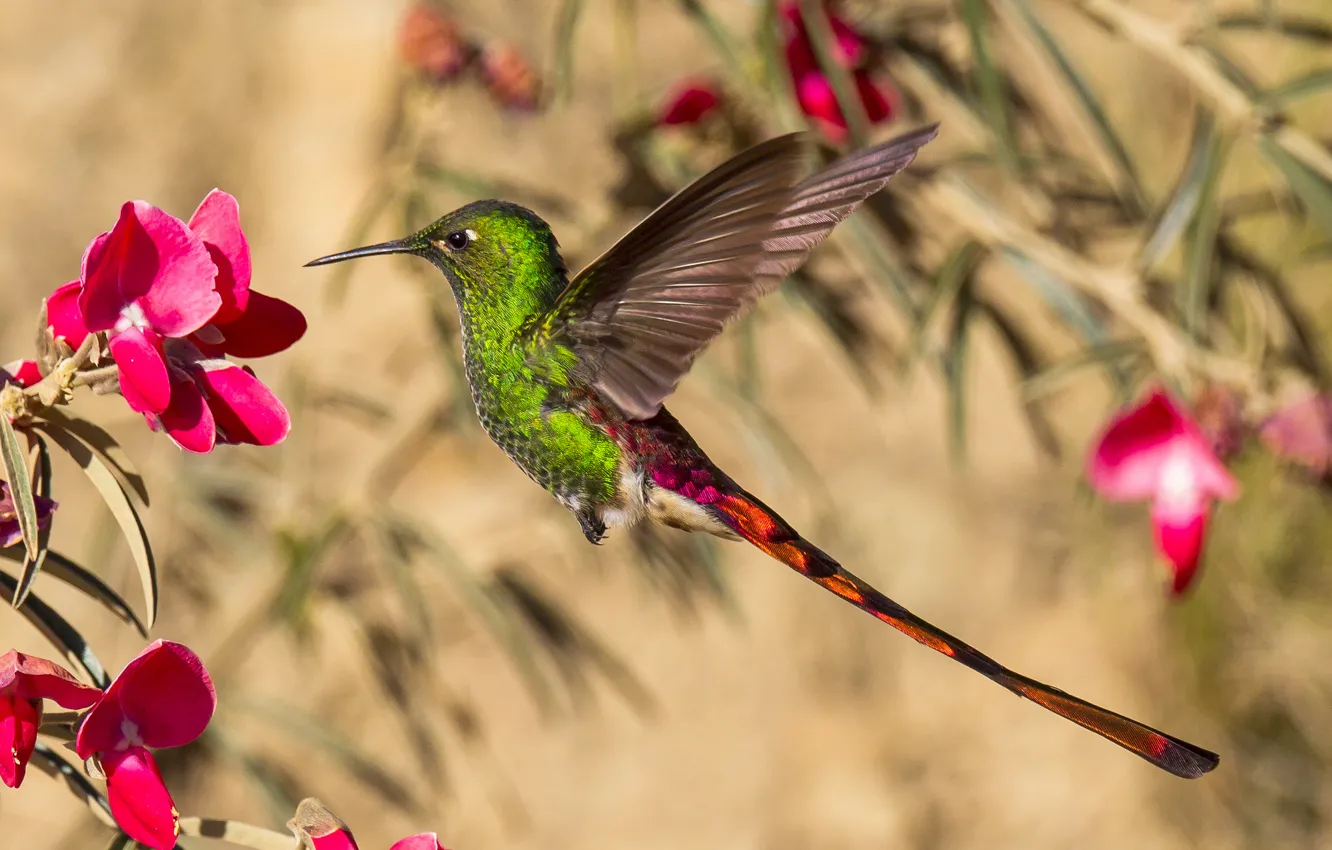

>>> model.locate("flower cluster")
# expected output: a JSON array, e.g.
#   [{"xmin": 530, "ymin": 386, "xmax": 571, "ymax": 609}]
[
  {"xmin": 655, "ymin": 2, "xmax": 898, "ymax": 142},
  {"xmin": 398, "ymin": 2, "xmax": 540, "ymax": 110},
  {"xmin": 289, "ymin": 797, "xmax": 448, "ymax": 850},
  {"xmin": 45, "ymin": 190, "xmax": 304, "ymax": 453},
  {"xmin": 3, "ymin": 641, "xmax": 215, "ymax": 850}
]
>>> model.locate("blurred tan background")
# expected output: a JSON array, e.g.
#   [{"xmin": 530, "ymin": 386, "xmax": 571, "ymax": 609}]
[{"xmin": 3, "ymin": 1, "xmax": 1330, "ymax": 848}]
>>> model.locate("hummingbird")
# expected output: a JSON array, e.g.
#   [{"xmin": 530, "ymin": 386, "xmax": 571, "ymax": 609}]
[{"xmin": 308, "ymin": 124, "xmax": 1218, "ymax": 779}]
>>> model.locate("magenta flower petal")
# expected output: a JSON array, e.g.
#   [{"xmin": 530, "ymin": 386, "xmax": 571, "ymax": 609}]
[
  {"xmin": 109, "ymin": 327, "xmax": 172, "ymax": 414},
  {"xmin": 390, "ymin": 833, "xmax": 447, "ymax": 850},
  {"xmin": 1087, "ymin": 388, "xmax": 1239, "ymax": 502},
  {"xmin": 46, "ymin": 281, "xmax": 90, "ymax": 348},
  {"xmin": 856, "ymin": 71, "xmax": 896, "ymax": 123},
  {"xmin": 0, "ymin": 693, "xmax": 40, "ymax": 788},
  {"xmin": 779, "ymin": 1, "xmax": 864, "ymax": 67},
  {"xmin": 76, "ymin": 640, "xmax": 216, "ymax": 757},
  {"xmin": 0, "ymin": 649, "xmax": 102, "ymax": 708},
  {"xmin": 196, "ymin": 362, "xmax": 291, "ymax": 446},
  {"xmin": 658, "ymin": 80, "xmax": 723, "ymax": 126},
  {"xmin": 207, "ymin": 291, "xmax": 308, "ymax": 359},
  {"xmin": 1, "ymin": 360, "xmax": 42, "ymax": 389},
  {"xmin": 1151, "ymin": 493, "xmax": 1209, "ymax": 595},
  {"xmin": 103, "ymin": 747, "xmax": 180, "ymax": 850},
  {"xmin": 79, "ymin": 201, "xmax": 221, "ymax": 337},
  {"xmin": 187, "ymin": 190, "xmax": 252, "ymax": 325},
  {"xmin": 156, "ymin": 372, "xmax": 216, "ymax": 454}
]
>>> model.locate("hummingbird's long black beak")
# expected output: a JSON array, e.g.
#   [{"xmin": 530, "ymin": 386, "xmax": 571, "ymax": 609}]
[{"xmin": 304, "ymin": 238, "xmax": 417, "ymax": 268}]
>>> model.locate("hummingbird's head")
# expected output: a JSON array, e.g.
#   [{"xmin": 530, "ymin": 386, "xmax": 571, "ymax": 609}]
[{"xmin": 306, "ymin": 199, "xmax": 568, "ymax": 315}]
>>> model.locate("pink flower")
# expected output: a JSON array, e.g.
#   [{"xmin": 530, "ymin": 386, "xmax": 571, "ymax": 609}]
[
  {"xmin": 0, "ymin": 650, "xmax": 101, "ymax": 788},
  {"xmin": 657, "ymin": 79, "xmax": 723, "ymax": 126},
  {"xmin": 1087, "ymin": 387, "xmax": 1240, "ymax": 595},
  {"xmin": 78, "ymin": 201, "xmax": 222, "ymax": 415},
  {"xmin": 75, "ymin": 641, "xmax": 216, "ymax": 850},
  {"xmin": 1259, "ymin": 393, "xmax": 1332, "ymax": 478},
  {"xmin": 391, "ymin": 834, "xmax": 448, "ymax": 850},
  {"xmin": 0, "ymin": 360, "xmax": 42, "ymax": 389},
  {"xmin": 289, "ymin": 798, "xmax": 361, "ymax": 850},
  {"xmin": 184, "ymin": 190, "xmax": 306, "ymax": 359},
  {"xmin": 0, "ymin": 480, "xmax": 57, "ymax": 549},
  {"xmin": 780, "ymin": 1, "xmax": 897, "ymax": 142}
]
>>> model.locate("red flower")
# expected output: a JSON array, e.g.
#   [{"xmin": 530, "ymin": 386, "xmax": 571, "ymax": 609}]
[
  {"xmin": 657, "ymin": 79, "xmax": 723, "ymax": 126},
  {"xmin": 399, "ymin": 3, "xmax": 473, "ymax": 83},
  {"xmin": 779, "ymin": 1, "xmax": 897, "ymax": 142},
  {"xmin": 479, "ymin": 43, "xmax": 540, "ymax": 111},
  {"xmin": 1259, "ymin": 392, "xmax": 1332, "ymax": 478},
  {"xmin": 184, "ymin": 190, "xmax": 306, "ymax": 359},
  {"xmin": 0, "ymin": 650, "xmax": 101, "ymax": 788},
  {"xmin": 391, "ymin": 834, "xmax": 448, "ymax": 850},
  {"xmin": 1087, "ymin": 387, "xmax": 1240, "ymax": 595},
  {"xmin": 77, "ymin": 201, "xmax": 222, "ymax": 415},
  {"xmin": 0, "ymin": 480, "xmax": 57, "ymax": 549},
  {"xmin": 75, "ymin": 641, "xmax": 216, "ymax": 850},
  {"xmin": 289, "ymin": 798, "xmax": 361, "ymax": 850}
]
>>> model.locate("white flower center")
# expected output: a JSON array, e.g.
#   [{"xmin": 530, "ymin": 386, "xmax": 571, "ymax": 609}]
[
  {"xmin": 1157, "ymin": 451, "xmax": 1199, "ymax": 506},
  {"xmin": 117, "ymin": 717, "xmax": 144, "ymax": 750},
  {"xmin": 114, "ymin": 302, "xmax": 149, "ymax": 334}
]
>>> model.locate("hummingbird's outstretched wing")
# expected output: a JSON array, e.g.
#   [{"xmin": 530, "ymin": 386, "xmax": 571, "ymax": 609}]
[{"xmin": 538, "ymin": 124, "xmax": 939, "ymax": 420}]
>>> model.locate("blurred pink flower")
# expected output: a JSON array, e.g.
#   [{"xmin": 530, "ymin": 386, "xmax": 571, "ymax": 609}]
[
  {"xmin": 0, "ymin": 649, "xmax": 101, "ymax": 788},
  {"xmin": 185, "ymin": 190, "xmax": 306, "ymax": 359},
  {"xmin": 1087, "ymin": 387, "xmax": 1240, "ymax": 595},
  {"xmin": 0, "ymin": 359, "xmax": 42, "ymax": 389},
  {"xmin": 480, "ymin": 43, "xmax": 540, "ymax": 111},
  {"xmin": 657, "ymin": 79, "xmax": 723, "ymax": 126},
  {"xmin": 391, "ymin": 835, "xmax": 448, "ymax": 850},
  {"xmin": 78, "ymin": 201, "xmax": 222, "ymax": 415},
  {"xmin": 0, "ymin": 480, "xmax": 57, "ymax": 549},
  {"xmin": 75, "ymin": 640, "xmax": 216, "ymax": 850},
  {"xmin": 780, "ymin": 1, "xmax": 898, "ymax": 142},
  {"xmin": 1192, "ymin": 384, "xmax": 1245, "ymax": 461},
  {"xmin": 398, "ymin": 3, "xmax": 473, "ymax": 83},
  {"xmin": 1259, "ymin": 392, "xmax": 1332, "ymax": 478}
]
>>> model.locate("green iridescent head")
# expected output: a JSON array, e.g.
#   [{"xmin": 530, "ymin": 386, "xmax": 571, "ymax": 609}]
[{"xmin": 307, "ymin": 200, "xmax": 569, "ymax": 324}]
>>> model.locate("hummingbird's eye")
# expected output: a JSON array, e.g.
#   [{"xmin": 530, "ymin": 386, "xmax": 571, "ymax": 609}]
[{"xmin": 444, "ymin": 230, "xmax": 472, "ymax": 251}]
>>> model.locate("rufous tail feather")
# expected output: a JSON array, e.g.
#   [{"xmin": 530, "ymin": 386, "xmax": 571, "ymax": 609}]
[{"xmin": 704, "ymin": 484, "xmax": 1219, "ymax": 779}]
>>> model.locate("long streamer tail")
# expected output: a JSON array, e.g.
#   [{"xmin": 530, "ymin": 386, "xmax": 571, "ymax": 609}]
[{"xmin": 702, "ymin": 482, "xmax": 1219, "ymax": 779}]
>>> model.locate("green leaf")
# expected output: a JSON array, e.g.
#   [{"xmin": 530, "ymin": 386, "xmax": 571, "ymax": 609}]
[
  {"xmin": 0, "ymin": 546, "xmax": 147, "ymax": 636},
  {"xmin": 1020, "ymin": 340, "xmax": 1146, "ymax": 401},
  {"xmin": 904, "ymin": 241, "xmax": 985, "ymax": 376},
  {"xmin": 1261, "ymin": 69, "xmax": 1332, "ymax": 110},
  {"xmin": 179, "ymin": 816, "xmax": 299, "ymax": 850},
  {"xmin": 961, "ymin": 0, "xmax": 1020, "ymax": 172},
  {"xmin": 38, "ymin": 408, "xmax": 148, "ymax": 504},
  {"xmin": 1258, "ymin": 132, "xmax": 1332, "ymax": 239},
  {"xmin": 551, "ymin": 0, "xmax": 586, "ymax": 103},
  {"xmin": 0, "ymin": 413, "xmax": 40, "ymax": 565},
  {"xmin": 1139, "ymin": 109, "xmax": 1219, "ymax": 273},
  {"xmin": 16, "ymin": 431, "xmax": 53, "ymax": 610},
  {"xmin": 1183, "ymin": 132, "xmax": 1232, "ymax": 341},
  {"xmin": 0, "ymin": 567, "xmax": 110, "ymax": 687},
  {"xmin": 1007, "ymin": 0, "xmax": 1145, "ymax": 213},
  {"xmin": 37, "ymin": 423, "xmax": 157, "ymax": 629},
  {"xmin": 1217, "ymin": 14, "xmax": 1332, "ymax": 43},
  {"xmin": 943, "ymin": 267, "xmax": 975, "ymax": 463}
]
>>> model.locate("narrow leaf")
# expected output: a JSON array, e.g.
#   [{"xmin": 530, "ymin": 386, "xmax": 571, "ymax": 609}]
[
  {"xmin": 943, "ymin": 268, "xmax": 975, "ymax": 462},
  {"xmin": 1217, "ymin": 14, "xmax": 1332, "ymax": 43},
  {"xmin": 1183, "ymin": 132, "xmax": 1232, "ymax": 341},
  {"xmin": 1259, "ymin": 132, "xmax": 1332, "ymax": 238},
  {"xmin": 0, "ymin": 546, "xmax": 147, "ymax": 636},
  {"xmin": 0, "ymin": 567, "xmax": 110, "ymax": 687},
  {"xmin": 16, "ymin": 431, "xmax": 54, "ymax": 609},
  {"xmin": 799, "ymin": 0, "xmax": 870, "ymax": 147},
  {"xmin": 1020, "ymin": 340, "xmax": 1145, "ymax": 401},
  {"xmin": 1139, "ymin": 109, "xmax": 1219, "ymax": 273},
  {"xmin": 37, "ymin": 423, "xmax": 157, "ymax": 628},
  {"xmin": 904, "ymin": 240, "xmax": 985, "ymax": 375},
  {"xmin": 961, "ymin": 0, "xmax": 1020, "ymax": 172},
  {"xmin": 1007, "ymin": 0, "xmax": 1145, "ymax": 212},
  {"xmin": 0, "ymin": 414, "xmax": 39, "ymax": 563},
  {"xmin": 1261, "ymin": 69, "xmax": 1332, "ymax": 110},
  {"xmin": 38, "ymin": 409, "xmax": 148, "ymax": 505},
  {"xmin": 551, "ymin": 0, "xmax": 585, "ymax": 102}
]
